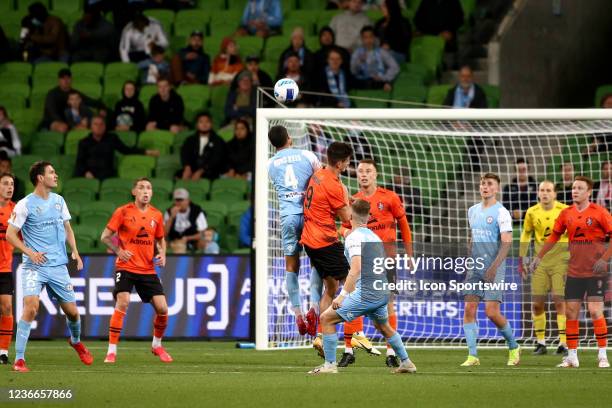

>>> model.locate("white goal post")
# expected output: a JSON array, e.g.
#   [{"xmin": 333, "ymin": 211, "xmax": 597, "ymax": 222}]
[{"xmin": 255, "ymin": 108, "xmax": 612, "ymax": 351}]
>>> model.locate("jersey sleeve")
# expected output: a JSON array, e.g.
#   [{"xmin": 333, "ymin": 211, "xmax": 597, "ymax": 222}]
[
  {"xmin": 106, "ymin": 207, "xmax": 123, "ymax": 232},
  {"xmin": 345, "ymin": 233, "xmax": 361, "ymax": 258},
  {"xmin": 8, "ymin": 199, "xmax": 28, "ymax": 230},
  {"xmin": 155, "ymin": 212, "xmax": 165, "ymax": 239},
  {"xmin": 303, "ymin": 150, "xmax": 321, "ymax": 172},
  {"xmin": 61, "ymin": 196, "xmax": 71, "ymax": 222},
  {"xmin": 497, "ymin": 207, "xmax": 513, "ymax": 233},
  {"xmin": 552, "ymin": 209, "xmax": 568, "ymax": 235},
  {"xmin": 599, "ymin": 207, "xmax": 612, "ymax": 235},
  {"xmin": 325, "ymin": 179, "xmax": 347, "ymax": 211},
  {"xmin": 390, "ymin": 192, "xmax": 406, "ymax": 219}
]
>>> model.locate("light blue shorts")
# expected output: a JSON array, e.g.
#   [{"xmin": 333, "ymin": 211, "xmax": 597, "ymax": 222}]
[
  {"xmin": 462, "ymin": 264, "xmax": 505, "ymax": 302},
  {"xmin": 335, "ymin": 289, "xmax": 389, "ymax": 324},
  {"xmin": 280, "ymin": 214, "xmax": 303, "ymax": 256},
  {"xmin": 21, "ymin": 264, "xmax": 76, "ymax": 303}
]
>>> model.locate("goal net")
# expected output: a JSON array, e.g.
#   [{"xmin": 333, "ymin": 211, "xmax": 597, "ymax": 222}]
[{"xmin": 255, "ymin": 109, "xmax": 612, "ymax": 350}]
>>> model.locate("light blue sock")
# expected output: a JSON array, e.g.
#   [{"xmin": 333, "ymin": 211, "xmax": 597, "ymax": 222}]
[
  {"xmin": 66, "ymin": 318, "xmax": 81, "ymax": 344},
  {"xmin": 15, "ymin": 320, "xmax": 32, "ymax": 361},
  {"xmin": 309, "ymin": 270, "xmax": 322, "ymax": 313},
  {"xmin": 285, "ymin": 272, "xmax": 301, "ymax": 313},
  {"xmin": 499, "ymin": 322, "xmax": 518, "ymax": 350},
  {"xmin": 387, "ymin": 332, "xmax": 408, "ymax": 361},
  {"xmin": 322, "ymin": 333, "xmax": 337, "ymax": 364},
  {"xmin": 464, "ymin": 322, "xmax": 478, "ymax": 356}
]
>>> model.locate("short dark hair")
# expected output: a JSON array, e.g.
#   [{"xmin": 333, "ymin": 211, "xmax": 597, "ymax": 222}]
[
  {"xmin": 268, "ymin": 125, "xmax": 289, "ymax": 148},
  {"xmin": 516, "ymin": 158, "xmax": 528, "ymax": 165},
  {"xmin": 574, "ymin": 175, "xmax": 594, "ymax": 190},
  {"xmin": 151, "ymin": 45, "xmax": 165, "ymax": 56},
  {"xmin": 133, "ymin": 177, "xmax": 152, "ymax": 188},
  {"xmin": 0, "ymin": 172, "xmax": 15, "ymax": 183},
  {"xmin": 29, "ymin": 161, "xmax": 52, "ymax": 186},
  {"xmin": 195, "ymin": 111, "xmax": 213, "ymax": 122},
  {"xmin": 351, "ymin": 199, "xmax": 371, "ymax": 219},
  {"xmin": 327, "ymin": 142, "xmax": 353, "ymax": 166},
  {"xmin": 360, "ymin": 25, "xmax": 374, "ymax": 36},
  {"xmin": 480, "ymin": 172, "xmax": 501, "ymax": 185},
  {"xmin": 358, "ymin": 158, "xmax": 377, "ymax": 170},
  {"xmin": 58, "ymin": 68, "xmax": 71, "ymax": 78}
]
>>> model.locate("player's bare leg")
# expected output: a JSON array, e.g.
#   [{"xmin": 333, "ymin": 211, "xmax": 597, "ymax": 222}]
[
  {"xmin": 461, "ymin": 297, "xmax": 481, "ymax": 366},
  {"xmin": 559, "ymin": 300, "xmax": 581, "ymax": 368},
  {"xmin": 61, "ymin": 301, "xmax": 93, "ymax": 365},
  {"xmin": 587, "ymin": 300, "xmax": 608, "ymax": 368},
  {"xmin": 286, "ymin": 255, "xmax": 307, "ymax": 335},
  {"xmin": 13, "ymin": 295, "xmax": 39, "ymax": 372},
  {"xmin": 0, "ymin": 294, "xmax": 13, "ymax": 364},
  {"xmin": 151, "ymin": 295, "xmax": 172, "ymax": 363},
  {"xmin": 485, "ymin": 301, "xmax": 520, "ymax": 365},
  {"xmin": 106, "ymin": 292, "xmax": 129, "ymax": 363}
]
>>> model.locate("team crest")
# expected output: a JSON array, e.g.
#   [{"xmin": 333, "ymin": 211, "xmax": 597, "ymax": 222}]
[
  {"xmin": 486, "ymin": 216, "xmax": 493, "ymax": 224},
  {"xmin": 35, "ymin": 206, "xmax": 42, "ymax": 215},
  {"xmin": 586, "ymin": 217, "xmax": 593, "ymax": 226},
  {"xmin": 55, "ymin": 203, "xmax": 62, "ymax": 212},
  {"xmin": 377, "ymin": 202, "xmax": 384, "ymax": 211},
  {"xmin": 65, "ymin": 283, "xmax": 73, "ymax": 291}
]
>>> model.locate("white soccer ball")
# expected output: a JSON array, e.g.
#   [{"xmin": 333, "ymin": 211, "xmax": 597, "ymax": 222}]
[{"xmin": 274, "ymin": 78, "xmax": 300, "ymax": 103}]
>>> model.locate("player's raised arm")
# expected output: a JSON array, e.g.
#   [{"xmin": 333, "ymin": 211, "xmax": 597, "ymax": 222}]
[{"xmin": 531, "ymin": 210, "xmax": 567, "ymax": 272}]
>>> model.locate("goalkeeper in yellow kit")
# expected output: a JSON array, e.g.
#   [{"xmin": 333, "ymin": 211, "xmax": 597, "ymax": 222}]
[{"xmin": 519, "ymin": 180, "xmax": 569, "ymax": 356}]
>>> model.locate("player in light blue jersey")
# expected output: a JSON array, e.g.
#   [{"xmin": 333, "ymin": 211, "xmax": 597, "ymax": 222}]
[
  {"xmin": 309, "ymin": 199, "xmax": 416, "ymax": 374},
  {"xmin": 6, "ymin": 161, "xmax": 92, "ymax": 372},
  {"xmin": 268, "ymin": 125, "xmax": 322, "ymax": 335},
  {"xmin": 461, "ymin": 173, "xmax": 520, "ymax": 367}
]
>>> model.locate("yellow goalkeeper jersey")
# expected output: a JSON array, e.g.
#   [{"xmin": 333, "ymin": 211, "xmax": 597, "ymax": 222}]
[{"xmin": 520, "ymin": 201, "xmax": 569, "ymax": 261}]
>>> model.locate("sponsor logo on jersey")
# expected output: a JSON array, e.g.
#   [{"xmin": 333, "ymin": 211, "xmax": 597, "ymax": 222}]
[{"xmin": 130, "ymin": 226, "xmax": 153, "ymax": 245}]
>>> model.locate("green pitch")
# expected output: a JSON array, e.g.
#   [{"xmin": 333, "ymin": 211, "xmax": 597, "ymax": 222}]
[{"xmin": 1, "ymin": 341, "xmax": 610, "ymax": 408}]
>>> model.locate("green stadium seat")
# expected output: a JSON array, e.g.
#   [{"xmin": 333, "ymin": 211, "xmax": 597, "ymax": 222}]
[
  {"xmin": 391, "ymin": 83, "xmax": 427, "ymax": 107},
  {"xmin": 173, "ymin": 129, "xmax": 192, "ymax": 152},
  {"xmin": 155, "ymin": 155, "xmax": 182, "ymax": 179},
  {"xmin": 177, "ymin": 84, "xmax": 210, "ymax": 123},
  {"xmin": 174, "ymin": 9, "xmax": 210, "ymax": 37},
  {"xmin": 138, "ymin": 130, "xmax": 175, "ymax": 155},
  {"xmin": 201, "ymin": 200, "xmax": 227, "ymax": 228},
  {"xmin": 227, "ymin": 200, "xmax": 249, "ymax": 227},
  {"xmin": 0, "ymin": 62, "xmax": 32, "ymax": 83},
  {"xmin": 315, "ymin": 10, "xmax": 341, "ymax": 33},
  {"xmin": 210, "ymin": 178, "xmax": 248, "ymax": 201},
  {"xmin": 144, "ymin": 8, "xmax": 175, "ymax": 36},
  {"xmin": 63, "ymin": 177, "xmax": 100, "ymax": 204},
  {"xmin": 258, "ymin": 61, "xmax": 276, "ymax": 78},
  {"xmin": 102, "ymin": 78, "xmax": 125, "ymax": 108},
  {"xmin": 209, "ymin": 85, "xmax": 230, "ymax": 125},
  {"xmin": 139, "ymin": 84, "xmax": 158, "ymax": 111},
  {"xmin": 481, "ymin": 84, "xmax": 500, "ymax": 108},
  {"xmin": 174, "ymin": 179, "xmax": 211, "ymax": 203},
  {"xmin": 264, "ymin": 36, "xmax": 288, "ymax": 62},
  {"xmin": 152, "ymin": 198, "xmax": 172, "ymax": 212},
  {"xmin": 209, "ymin": 10, "xmax": 243, "ymax": 37},
  {"xmin": 427, "ymin": 84, "xmax": 452, "ymax": 106},
  {"xmin": 0, "ymin": 1, "xmax": 13, "ymax": 11},
  {"xmin": 195, "ymin": 0, "xmax": 226, "ymax": 10},
  {"xmin": 65, "ymin": 129, "xmax": 90, "ymax": 155},
  {"xmin": 411, "ymin": 35, "xmax": 444, "ymax": 78},
  {"xmin": 235, "ymin": 36, "xmax": 264, "ymax": 58},
  {"xmin": 398, "ymin": 62, "xmax": 430, "ymax": 85},
  {"xmin": 283, "ymin": 10, "xmax": 318, "ymax": 36},
  {"xmin": 460, "ymin": 0, "xmax": 476, "ymax": 21},
  {"xmin": 68, "ymin": 201, "xmax": 81, "ymax": 219},
  {"xmin": 60, "ymin": 10, "xmax": 83, "ymax": 32},
  {"xmin": 11, "ymin": 109, "xmax": 40, "ymax": 144},
  {"xmin": 70, "ymin": 62, "xmax": 104, "ymax": 83},
  {"xmin": 99, "ymin": 178, "xmax": 134, "ymax": 205},
  {"xmin": 12, "ymin": 154, "xmax": 43, "ymax": 181},
  {"xmin": 218, "ymin": 127, "xmax": 233, "ymax": 142},
  {"xmin": 79, "ymin": 201, "xmax": 115, "ymax": 232},
  {"xmin": 17, "ymin": 0, "xmax": 50, "ymax": 10},
  {"xmin": 30, "ymin": 87, "xmax": 51, "ymax": 111},
  {"xmin": 50, "ymin": 154, "xmax": 76, "ymax": 180},
  {"xmin": 32, "ymin": 62, "xmax": 68, "ymax": 88},
  {"xmin": 72, "ymin": 225, "xmax": 99, "ymax": 253},
  {"xmin": 151, "ymin": 178, "xmax": 174, "ymax": 201},
  {"xmin": 594, "ymin": 84, "xmax": 612, "ymax": 107},
  {"xmin": 104, "ymin": 62, "xmax": 139, "ymax": 83},
  {"xmin": 170, "ymin": 35, "xmax": 188, "ymax": 53},
  {"xmin": 31, "ymin": 140, "xmax": 60, "ymax": 155},
  {"xmin": 116, "ymin": 131, "xmax": 138, "ymax": 148},
  {"xmin": 118, "ymin": 155, "xmax": 156, "ymax": 179},
  {"xmin": 0, "ymin": 83, "xmax": 31, "ymax": 101},
  {"xmin": 52, "ymin": 0, "xmax": 83, "ymax": 12},
  {"xmin": 349, "ymin": 89, "xmax": 391, "ymax": 108},
  {"xmin": 73, "ymin": 81, "xmax": 103, "ymax": 100},
  {"xmin": 226, "ymin": 0, "xmax": 248, "ymax": 9},
  {"xmin": 203, "ymin": 36, "xmax": 223, "ymax": 58},
  {"xmin": 0, "ymin": 96, "xmax": 27, "ymax": 113},
  {"xmin": 0, "ymin": 17, "xmax": 22, "ymax": 41}
]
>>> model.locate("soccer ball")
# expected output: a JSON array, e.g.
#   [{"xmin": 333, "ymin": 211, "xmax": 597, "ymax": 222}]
[{"xmin": 274, "ymin": 78, "xmax": 300, "ymax": 103}]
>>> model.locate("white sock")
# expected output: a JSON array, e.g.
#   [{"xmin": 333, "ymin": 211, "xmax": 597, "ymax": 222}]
[
  {"xmin": 324, "ymin": 361, "xmax": 336, "ymax": 368},
  {"xmin": 386, "ymin": 348, "xmax": 396, "ymax": 356},
  {"xmin": 107, "ymin": 343, "xmax": 117, "ymax": 355},
  {"xmin": 152, "ymin": 336, "xmax": 162, "ymax": 348},
  {"xmin": 537, "ymin": 340, "xmax": 546, "ymax": 346},
  {"xmin": 568, "ymin": 348, "xmax": 578, "ymax": 359},
  {"xmin": 345, "ymin": 347, "xmax": 353, "ymax": 354},
  {"xmin": 0, "ymin": 349, "xmax": 7, "ymax": 356},
  {"xmin": 598, "ymin": 348, "xmax": 608, "ymax": 359}
]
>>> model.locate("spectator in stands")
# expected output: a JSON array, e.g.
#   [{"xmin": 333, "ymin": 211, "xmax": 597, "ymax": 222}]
[
  {"xmin": 20, "ymin": 2, "xmax": 68, "ymax": 63},
  {"xmin": 374, "ymin": 0, "xmax": 412, "ymax": 64},
  {"xmin": 43, "ymin": 68, "xmax": 106, "ymax": 133},
  {"xmin": 0, "ymin": 156, "xmax": 23, "ymax": 200},
  {"xmin": 277, "ymin": 27, "xmax": 314, "ymax": 80},
  {"xmin": 146, "ymin": 78, "xmax": 185, "ymax": 133},
  {"xmin": 330, "ymin": 0, "xmax": 372, "ymax": 51},
  {"xmin": 239, "ymin": 206, "xmax": 253, "ymax": 248},
  {"xmin": 75, "ymin": 116, "xmax": 158, "ymax": 180},
  {"xmin": 224, "ymin": 72, "xmax": 257, "ymax": 126},
  {"xmin": 443, "ymin": 65, "xmax": 487, "ymax": 108},
  {"xmin": 170, "ymin": 31, "xmax": 211, "ymax": 85},
  {"xmin": 313, "ymin": 26, "xmax": 351, "ymax": 76},
  {"xmin": 391, "ymin": 169, "xmax": 427, "ymax": 224},
  {"xmin": 208, "ymin": 37, "xmax": 244, "ymax": 86},
  {"xmin": 114, "ymin": 80, "xmax": 146, "ymax": 132},
  {"xmin": 137, "ymin": 45, "xmax": 170, "ymax": 84},
  {"xmin": 64, "ymin": 91, "xmax": 93, "ymax": 130},
  {"xmin": 200, "ymin": 227, "xmax": 221, "ymax": 254},
  {"xmin": 316, "ymin": 48, "xmax": 352, "ymax": 108},
  {"xmin": 225, "ymin": 119, "xmax": 254, "ymax": 180},
  {"xmin": 119, "ymin": 12, "xmax": 169, "ymax": 63},
  {"xmin": 583, "ymin": 94, "xmax": 612, "ymax": 157},
  {"xmin": 555, "ymin": 162, "xmax": 574, "ymax": 205},
  {"xmin": 237, "ymin": 0, "xmax": 283, "ymax": 38},
  {"xmin": 351, "ymin": 26, "xmax": 399, "ymax": 91},
  {"xmin": 71, "ymin": 6, "xmax": 116, "ymax": 62},
  {"xmin": 414, "ymin": 0, "xmax": 464, "ymax": 51},
  {"xmin": 0, "ymin": 107, "xmax": 22, "ymax": 158},
  {"xmin": 594, "ymin": 161, "xmax": 611, "ymax": 211},
  {"xmin": 164, "ymin": 188, "xmax": 208, "ymax": 254},
  {"xmin": 503, "ymin": 158, "xmax": 537, "ymax": 221},
  {"xmin": 278, "ymin": 53, "xmax": 312, "ymax": 104},
  {"xmin": 180, "ymin": 112, "xmax": 227, "ymax": 181},
  {"xmin": 231, "ymin": 55, "xmax": 273, "ymax": 91},
  {"xmin": 344, "ymin": 126, "xmax": 373, "ymax": 176}
]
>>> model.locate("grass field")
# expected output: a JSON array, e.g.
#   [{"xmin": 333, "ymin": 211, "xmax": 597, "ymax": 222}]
[{"xmin": 0, "ymin": 341, "xmax": 611, "ymax": 408}]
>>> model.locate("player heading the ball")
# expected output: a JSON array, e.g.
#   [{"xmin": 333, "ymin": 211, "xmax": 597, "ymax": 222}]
[
  {"xmin": 101, "ymin": 178, "xmax": 171, "ymax": 364},
  {"xmin": 6, "ymin": 161, "xmax": 93, "ymax": 372},
  {"xmin": 308, "ymin": 199, "xmax": 416, "ymax": 375}
]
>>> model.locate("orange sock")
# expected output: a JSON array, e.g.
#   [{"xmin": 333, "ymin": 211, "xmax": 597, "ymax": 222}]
[
  {"xmin": 0, "ymin": 315, "xmax": 13, "ymax": 350},
  {"xmin": 593, "ymin": 317, "xmax": 608, "ymax": 348},
  {"xmin": 386, "ymin": 314, "xmax": 398, "ymax": 349},
  {"xmin": 344, "ymin": 317, "xmax": 364, "ymax": 348},
  {"xmin": 109, "ymin": 309, "xmax": 126, "ymax": 345},
  {"xmin": 566, "ymin": 319, "xmax": 579, "ymax": 350},
  {"xmin": 154, "ymin": 314, "xmax": 168, "ymax": 339}
]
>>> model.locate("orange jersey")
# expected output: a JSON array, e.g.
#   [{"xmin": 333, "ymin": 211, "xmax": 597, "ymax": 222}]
[
  {"xmin": 552, "ymin": 203, "xmax": 612, "ymax": 278},
  {"xmin": 353, "ymin": 187, "xmax": 406, "ymax": 242},
  {"xmin": 107, "ymin": 203, "xmax": 165, "ymax": 275},
  {"xmin": 300, "ymin": 168, "xmax": 347, "ymax": 249},
  {"xmin": 0, "ymin": 201, "xmax": 15, "ymax": 272}
]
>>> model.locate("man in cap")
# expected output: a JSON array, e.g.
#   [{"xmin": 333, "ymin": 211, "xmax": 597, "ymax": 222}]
[{"xmin": 163, "ymin": 188, "xmax": 208, "ymax": 254}]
